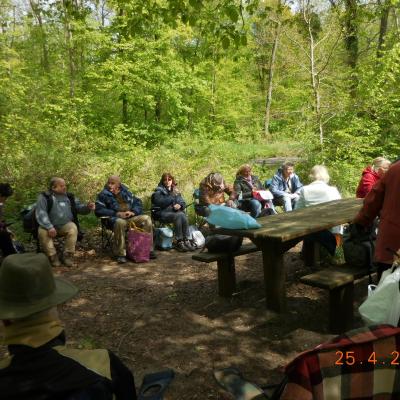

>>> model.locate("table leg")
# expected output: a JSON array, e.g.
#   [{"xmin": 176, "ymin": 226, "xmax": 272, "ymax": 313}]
[
  {"xmin": 302, "ymin": 240, "xmax": 320, "ymax": 268},
  {"xmin": 259, "ymin": 239, "xmax": 286, "ymax": 312},
  {"xmin": 217, "ymin": 256, "xmax": 236, "ymax": 297}
]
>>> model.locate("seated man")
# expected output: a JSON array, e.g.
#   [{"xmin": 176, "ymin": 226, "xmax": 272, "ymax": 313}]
[
  {"xmin": 0, "ymin": 183, "xmax": 16, "ymax": 258},
  {"xmin": 36, "ymin": 177, "xmax": 95, "ymax": 267},
  {"xmin": 270, "ymin": 162, "xmax": 303, "ymax": 212},
  {"xmin": 295, "ymin": 165, "xmax": 342, "ymax": 257},
  {"xmin": 0, "ymin": 252, "xmax": 137, "ymax": 400},
  {"xmin": 195, "ymin": 172, "xmax": 237, "ymax": 217},
  {"xmin": 95, "ymin": 175, "xmax": 156, "ymax": 263}
]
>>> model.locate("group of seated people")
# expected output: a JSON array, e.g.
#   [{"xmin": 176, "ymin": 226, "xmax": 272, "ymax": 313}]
[{"xmin": 0, "ymin": 157, "xmax": 393, "ymax": 267}]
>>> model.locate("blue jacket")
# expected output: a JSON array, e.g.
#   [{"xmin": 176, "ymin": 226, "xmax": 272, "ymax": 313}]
[
  {"xmin": 270, "ymin": 168, "xmax": 303, "ymax": 198},
  {"xmin": 151, "ymin": 184, "xmax": 186, "ymax": 219},
  {"xmin": 95, "ymin": 184, "xmax": 143, "ymax": 225}
]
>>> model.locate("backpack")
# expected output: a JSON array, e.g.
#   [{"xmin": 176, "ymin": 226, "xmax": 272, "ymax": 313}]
[
  {"xmin": 205, "ymin": 235, "xmax": 243, "ymax": 253},
  {"xmin": 21, "ymin": 192, "xmax": 83, "ymax": 240},
  {"xmin": 154, "ymin": 227, "xmax": 173, "ymax": 250},
  {"xmin": 343, "ymin": 222, "xmax": 376, "ymax": 273},
  {"xmin": 188, "ymin": 225, "xmax": 205, "ymax": 249}
]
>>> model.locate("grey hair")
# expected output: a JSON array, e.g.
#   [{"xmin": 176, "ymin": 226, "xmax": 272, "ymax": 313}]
[
  {"xmin": 309, "ymin": 165, "xmax": 330, "ymax": 183},
  {"xmin": 372, "ymin": 157, "xmax": 390, "ymax": 172}
]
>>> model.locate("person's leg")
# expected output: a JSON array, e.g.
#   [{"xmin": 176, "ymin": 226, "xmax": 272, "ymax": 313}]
[
  {"xmin": 281, "ymin": 194, "xmax": 293, "ymax": 212},
  {"xmin": 160, "ymin": 211, "xmax": 183, "ymax": 240},
  {"xmin": 0, "ymin": 230, "xmax": 16, "ymax": 257},
  {"xmin": 248, "ymin": 199, "xmax": 262, "ymax": 218},
  {"xmin": 113, "ymin": 218, "xmax": 128, "ymax": 257},
  {"xmin": 38, "ymin": 226, "xmax": 60, "ymax": 266},
  {"xmin": 57, "ymin": 222, "xmax": 78, "ymax": 266}
]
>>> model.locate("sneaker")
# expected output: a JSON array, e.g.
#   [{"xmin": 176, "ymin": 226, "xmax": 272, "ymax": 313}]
[
  {"xmin": 63, "ymin": 253, "xmax": 75, "ymax": 267},
  {"xmin": 150, "ymin": 251, "xmax": 157, "ymax": 259},
  {"xmin": 184, "ymin": 239, "xmax": 196, "ymax": 251},
  {"xmin": 49, "ymin": 254, "xmax": 61, "ymax": 267},
  {"xmin": 117, "ymin": 256, "xmax": 128, "ymax": 264},
  {"xmin": 174, "ymin": 240, "xmax": 188, "ymax": 252}
]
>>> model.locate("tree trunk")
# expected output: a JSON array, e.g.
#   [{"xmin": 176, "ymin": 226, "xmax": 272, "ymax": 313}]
[
  {"xmin": 344, "ymin": 0, "xmax": 358, "ymax": 96},
  {"xmin": 305, "ymin": 7, "xmax": 324, "ymax": 144},
  {"xmin": 29, "ymin": 0, "xmax": 50, "ymax": 73},
  {"xmin": 264, "ymin": 19, "xmax": 281, "ymax": 138},
  {"xmin": 377, "ymin": 0, "xmax": 390, "ymax": 58},
  {"xmin": 62, "ymin": 0, "xmax": 76, "ymax": 98}
]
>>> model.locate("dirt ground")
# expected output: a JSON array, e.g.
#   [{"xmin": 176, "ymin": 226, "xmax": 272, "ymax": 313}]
[{"xmin": 0, "ymin": 232, "xmax": 369, "ymax": 399}]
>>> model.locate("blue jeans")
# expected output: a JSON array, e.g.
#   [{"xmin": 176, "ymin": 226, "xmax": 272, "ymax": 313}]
[
  {"xmin": 239, "ymin": 199, "xmax": 262, "ymax": 218},
  {"xmin": 274, "ymin": 194, "xmax": 298, "ymax": 212}
]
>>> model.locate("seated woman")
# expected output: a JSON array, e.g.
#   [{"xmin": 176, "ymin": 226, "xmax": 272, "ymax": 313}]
[
  {"xmin": 195, "ymin": 172, "xmax": 236, "ymax": 217},
  {"xmin": 295, "ymin": 165, "xmax": 342, "ymax": 257},
  {"xmin": 234, "ymin": 164, "xmax": 275, "ymax": 218},
  {"xmin": 356, "ymin": 157, "xmax": 391, "ymax": 198},
  {"xmin": 151, "ymin": 173, "xmax": 195, "ymax": 252}
]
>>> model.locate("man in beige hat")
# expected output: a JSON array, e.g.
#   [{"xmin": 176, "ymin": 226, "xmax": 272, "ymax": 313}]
[{"xmin": 0, "ymin": 253, "xmax": 137, "ymax": 399}]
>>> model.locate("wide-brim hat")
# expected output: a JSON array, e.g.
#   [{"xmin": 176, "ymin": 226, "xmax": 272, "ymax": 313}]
[{"xmin": 0, "ymin": 253, "xmax": 78, "ymax": 319}]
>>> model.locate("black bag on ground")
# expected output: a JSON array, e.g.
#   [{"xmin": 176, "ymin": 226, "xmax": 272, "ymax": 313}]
[
  {"xmin": 342, "ymin": 223, "xmax": 376, "ymax": 270},
  {"xmin": 205, "ymin": 235, "xmax": 243, "ymax": 253}
]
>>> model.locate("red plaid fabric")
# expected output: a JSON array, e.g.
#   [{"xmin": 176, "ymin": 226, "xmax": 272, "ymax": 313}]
[{"xmin": 281, "ymin": 325, "xmax": 400, "ymax": 400}]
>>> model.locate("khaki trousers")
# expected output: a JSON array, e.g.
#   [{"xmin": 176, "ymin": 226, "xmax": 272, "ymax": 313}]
[
  {"xmin": 38, "ymin": 222, "xmax": 78, "ymax": 257},
  {"xmin": 113, "ymin": 215, "xmax": 153, "ymax": 257}
]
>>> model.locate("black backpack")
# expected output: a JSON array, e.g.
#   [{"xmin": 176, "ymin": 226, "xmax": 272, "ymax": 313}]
[
  {"xmin": 204, "ymin": 235, "xmax": 243, "ymax": 253},
  {"xmin": 21, "ymin": 192, "xmax": 83, "ymax": 241},
  {"xmin": 343, "ymin": 222, "xmax": 377, "ymax": 275}
]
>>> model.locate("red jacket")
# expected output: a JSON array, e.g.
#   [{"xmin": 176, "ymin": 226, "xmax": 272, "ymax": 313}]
[
  {"xmin": 354, "ymin": 162, "xmax": 400, "ymax": 264},
  {"xmin": 356, "ymin": 166, "xmax": 380, "ymax": 198}
]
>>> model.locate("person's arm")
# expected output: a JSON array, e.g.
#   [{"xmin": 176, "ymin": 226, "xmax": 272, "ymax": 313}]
[
  {"xmin": 357, "ymin": 172, "xmax": 376, "ymax": 198},
  {"xmin": 152, "ymin": 190, "xmax": 173, "ymax": 210},
  {"xmin": 35, "ymin": 194, "xmax": 53, "ymax": 230},
  {"xmin": 294, "ymin": 188, "xmax": 306, "ymax": 210},
  {"xmin": 131, "ymin": 196, "xmax": 143, "ymax": 216},
  {"xmin": 73, "ymin": 197, "xmax": 92, "ymax": 215},
  {"xmin": 293, "ymin": 174, "xmax": 303, "ymax": 194},
  {"xmin": 270, "ymin": 174, "xmax": 286, "ymax": 197},
  {"xmin": 225, "ymin": 184, "xmax": 237, "ymax": 201},
  {"xmin": 174, "ymin": 193, "xmax": 186, "ymax": 209},
  {"xmin": 95, "ymin": 194, "xmax": 117, "ymax": 218},
  {"xmin": 354, "ymin": 176, "xmax": 386, "ymax": 226},
  {"xmin": 108, "ymin": 350, "xmax": 137, "ymax": 400}
]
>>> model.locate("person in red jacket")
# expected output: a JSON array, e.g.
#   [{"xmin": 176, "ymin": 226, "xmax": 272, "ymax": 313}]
[
  {"xmin": 354, "ymin": 160, "xmax": 400, "ymax": 277},
  {"xmin": 356, "ymin": 157, "xmax": 390, "ymax": 198}
]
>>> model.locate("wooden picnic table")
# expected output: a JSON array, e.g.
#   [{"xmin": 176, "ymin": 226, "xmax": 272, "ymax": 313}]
[{"xmin": 214, "ymin": 197, "xmax": 363, "ymax": 312}]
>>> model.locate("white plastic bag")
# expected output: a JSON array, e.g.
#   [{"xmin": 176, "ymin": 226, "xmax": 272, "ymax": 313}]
[
  {"xmin": 359, "ymin": 265, "xmax": 400, "ymax": 326},
  {"xmin": 188, "ymin": 225, "xmax": 205, "ymax": 249}
]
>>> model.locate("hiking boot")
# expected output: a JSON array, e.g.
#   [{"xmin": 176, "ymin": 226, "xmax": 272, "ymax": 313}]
[
  {"xmin": 149, "ymin": 250, "xmax": 157, "ymax": 259},
  {"xmin": 49, "ymin": 254, "xmax": 61, "ymax": 267},
  {"xmin": 63, "ymin": 253, "xmax": 75, "ymax": 267},
  {"xmin": 174, "ymin": 240, "xmax": 188, "ymax": 252},
  {"xmin": 184, "ymin": 239, "xmax": 196, "ymax": 252},
  {"xmin": 117, "ymin": 256, "xmax": 128, "ymax": 264}
]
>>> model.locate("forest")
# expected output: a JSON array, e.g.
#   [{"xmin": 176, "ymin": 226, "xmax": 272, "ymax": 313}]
[{"xmin": 1, "ymin": 0, "xmax": 400, "ymax": 214}]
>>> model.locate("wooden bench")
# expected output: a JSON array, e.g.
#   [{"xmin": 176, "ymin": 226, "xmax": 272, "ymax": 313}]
[
  {"xmin": 192, "ymin": 243, "xmax": 259, "ymax": 297},
  {"xmin": 300, "ymin": 265, "xmax": 371, "ymax": 333}
]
